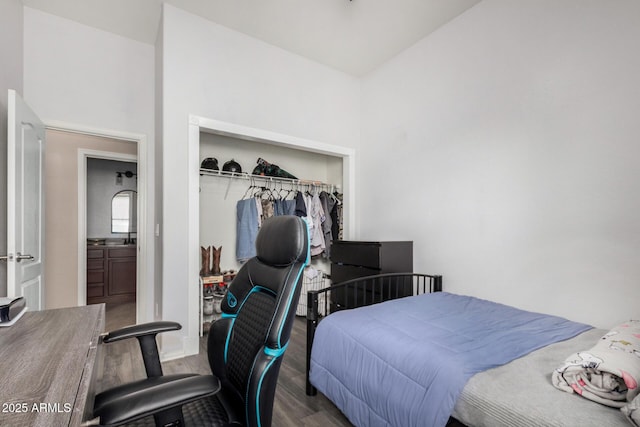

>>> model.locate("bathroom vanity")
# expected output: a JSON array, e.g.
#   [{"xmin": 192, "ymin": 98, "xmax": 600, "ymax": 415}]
[{"xmin": 87, "ymin": 243, "xmax": 136, "ymax": 305}]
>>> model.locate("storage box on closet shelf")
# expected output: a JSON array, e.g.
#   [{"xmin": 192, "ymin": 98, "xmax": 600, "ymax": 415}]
[{"xmin": 296, "ymin": 267, "xmax": 330, "ymax": 317}]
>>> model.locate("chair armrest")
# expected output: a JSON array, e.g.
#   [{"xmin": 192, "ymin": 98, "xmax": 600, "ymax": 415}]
[
  {"xmin": 95, "ymin": 375, "xmax": 221, "ymax": 426},
  {"xmin": 102, "ymin": 321, "xmax": 181, "ymax": 343},
  {"xmin": 102, "ymin": 321, "xmax": 181, "ymax": 378}
]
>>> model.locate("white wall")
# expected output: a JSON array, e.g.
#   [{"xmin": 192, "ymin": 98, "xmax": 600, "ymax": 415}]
[
  {"xmin": 23, "ymin": 7, "xmax": 156, "ymax": 321},
  {"xmin": 23, "ymin": 8, "xmax": 155, "ymax": 137},
  {"xmin": 360, "ymin": 0, "xmax": 640, "ymax": 328},
  {"xmin": 161, "ymin": 4, "xmax": 360, "ymax": 355},
  {"xmin": 0, "ymin": 0, "xmax": 23, "ymax": 297}
]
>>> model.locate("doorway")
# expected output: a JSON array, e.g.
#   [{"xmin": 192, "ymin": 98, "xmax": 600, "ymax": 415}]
[
  {"xmin": 43, "ymin": 127, "xmax": 149, "ymax": 326},
  {"xmin": 85, "ymin": 158, "xmax": 137, "ymax": 325}
]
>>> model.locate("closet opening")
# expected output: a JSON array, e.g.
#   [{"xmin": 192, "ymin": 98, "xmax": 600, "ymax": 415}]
[
  {"xmin": 198, "ymin": 134, "xmax": 344, "ymax": 333},
  {"xmin": 186, "ymin": 116, "xmax": 355, "ymax": 350}
]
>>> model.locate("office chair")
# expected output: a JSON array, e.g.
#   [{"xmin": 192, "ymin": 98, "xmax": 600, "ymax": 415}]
[{"xmin": 93, "ymin": 215, "xmax": 310, "ymax": 426}]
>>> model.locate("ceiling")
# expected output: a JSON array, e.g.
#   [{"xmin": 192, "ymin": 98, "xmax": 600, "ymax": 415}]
[{"xmin": 21, "ymin": 0, "xmax": 480, "ymax": 76}]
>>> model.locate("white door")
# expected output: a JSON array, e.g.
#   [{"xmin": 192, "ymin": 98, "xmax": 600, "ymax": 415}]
[{"xmin": 5, "ymin": 89, "xmax": 45, "ymax": 310}]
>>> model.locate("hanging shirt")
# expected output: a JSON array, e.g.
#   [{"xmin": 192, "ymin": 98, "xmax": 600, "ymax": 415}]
[
  {"xmin": 331, "ymin": 192, "xmax": 344, "ymax": 241},
  {"xmin": 273, "ymin": 199, "xmax": 285, "ymax": 216},
  {"xmin": 255, "ymin": 197, "xmax": 263, "ymax": 228},
  {"xmin": 282, "ymin": 199, "xmax": 296, "ymax": 215},
  {"xmin": 294, "ymin": 192, "xmax": 307, "ymax": 217},
  {"xmin": 309, "ymin": 192, "xmax": 326, "ymax": 256},
  {"xmin": 319, "ymin": 191, "xmax": 335, "ymax": 258},
  {"xmin": 274, "ymin": 199, "xmax": 296, "ymax": 216},
  {"xmin": 261, "ymin": 198, "xmax": 274, "ymax": 222}
]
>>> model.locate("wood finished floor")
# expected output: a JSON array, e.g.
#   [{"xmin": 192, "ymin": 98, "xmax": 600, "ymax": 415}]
[{"xmin": 99, "ymin": 302, "xmax": 353, "ymax": 426}]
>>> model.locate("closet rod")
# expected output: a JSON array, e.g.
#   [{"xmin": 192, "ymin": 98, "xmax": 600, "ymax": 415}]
[{"xmin": 199, "ymin": 168, "xmax": 336, "ymax": 189}]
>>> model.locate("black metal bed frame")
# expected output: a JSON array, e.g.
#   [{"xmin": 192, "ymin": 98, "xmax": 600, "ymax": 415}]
[{"xmin": 305, "ymin": 272, "xmax": 443, "ymax": 396}]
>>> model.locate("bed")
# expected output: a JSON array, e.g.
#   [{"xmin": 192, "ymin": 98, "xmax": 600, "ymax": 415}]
[{"xmin": 304, "ymin": 273, "xmax": 634, "ymax": 427}]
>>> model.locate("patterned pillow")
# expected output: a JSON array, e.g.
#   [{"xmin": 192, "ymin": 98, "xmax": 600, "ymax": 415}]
[
  {"xmin": 623, "ymin": 394, "xmax": 640, "ymax": 427},
  {"xmin": 552, "ymin": 319, "xmax": 640, "ymax": 407}
]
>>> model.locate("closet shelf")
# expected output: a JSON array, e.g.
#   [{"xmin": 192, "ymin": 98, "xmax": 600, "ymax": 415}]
[{"xmin": 199, "ymin": 168, "xmax": 338, "ymax": 191}]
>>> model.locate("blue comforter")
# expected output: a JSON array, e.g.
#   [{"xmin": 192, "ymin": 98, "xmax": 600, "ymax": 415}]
[{"xmin": 309, "ymin": 292, "xmax": 591, "ymax": 427}]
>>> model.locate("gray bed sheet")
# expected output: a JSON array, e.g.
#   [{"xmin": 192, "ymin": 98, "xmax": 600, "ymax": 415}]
[{"xmin": 452, "ymin": 328, "xmax": 630, "ymax": 427}]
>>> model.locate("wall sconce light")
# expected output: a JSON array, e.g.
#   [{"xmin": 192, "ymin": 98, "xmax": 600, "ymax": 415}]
[{"xmin": 116, "ymin": 170, "xmax": 137, "ymax": 186}]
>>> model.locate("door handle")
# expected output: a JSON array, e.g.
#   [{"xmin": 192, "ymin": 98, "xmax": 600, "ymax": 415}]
[
  {"xmin": 15, "ymin": 253, "xmax": 34, "ymax": 263},
  {"xmin": 0, "ymin": 253, "xmax": 34, "ymax": 262}
]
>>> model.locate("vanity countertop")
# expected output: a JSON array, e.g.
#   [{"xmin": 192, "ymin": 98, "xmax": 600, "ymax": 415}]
[
  {"xmin": 87, "ymin": 239, "xmax": 136, "ymax": 248},
  {"xmin": 88, "ymin": 243, "xmax": 136, "ymax": 247}
]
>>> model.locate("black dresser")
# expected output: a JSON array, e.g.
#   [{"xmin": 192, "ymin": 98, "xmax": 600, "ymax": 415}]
[{"xmin": 330, "ymin": 241, "xmax": 413, "ymax": 310}]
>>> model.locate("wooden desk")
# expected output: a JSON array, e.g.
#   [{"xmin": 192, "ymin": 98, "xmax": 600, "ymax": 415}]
[{"xmin": 0, "ymin": 304, "xmax": 105, "ymax": 426}]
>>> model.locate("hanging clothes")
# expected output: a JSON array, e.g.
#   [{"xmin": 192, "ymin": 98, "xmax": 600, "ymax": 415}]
[
  {"xmin": 255, "ymin": 197, "xmax": 263, "ymax": 228},
  {"xmin": 294, "ymin": 192, "xmax": 307, "ymax": 217},
  {"xmin": 283, "ymin": 199, "xmax": 296, "ymax": 216},
  {"xmin": 261, "ymin": 198, "xmax": 274, "ymax": 222},
  {"xmin": 319, "ymin": 191, "xmax": 334, "ymax": 258},
  {"xmin": 294, "ymin": 191, "xmax": 314, "ymax": 235},
  {"xmin": 273, "ymin": 199, "xmax": 285, "ymax": 216},
  {"xmin": 235, "ymin": 180, "xmax": 342, "ymax": 262},
  {"xmin": 236, "ymin": 198, "xmax": 259, "ymax": 262},
  {"xmin": 274, "ymin": 199, "xmax": 295, "ymax": 216},
  {"xmin": 309, "ymin": 191, "xmax": 326, "ymax": 257},
  {"xmin": 331, "ymin": 192, "xmax": 344, "ymax": 241}
]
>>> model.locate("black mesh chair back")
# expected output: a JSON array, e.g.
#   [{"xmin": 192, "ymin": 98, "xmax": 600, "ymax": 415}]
[{"xmin": 197, "ymin": 215, "xmax": 310, "ymax": 426}]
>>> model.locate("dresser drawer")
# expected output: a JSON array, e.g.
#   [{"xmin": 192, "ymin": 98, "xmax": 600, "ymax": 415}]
[
  {"xmin": 87, "ymin": 249, "xmax": 105, "ymax": 259},
  {"xmin": 87, "ymin": 284, "xmax": 104, "ymax": 298},
  {"xmin": 87, "ymin": 259, "xmax": 104, "ymax": 270},
  {"xmin": 331, "ymin": 264, "xmax": 379, "ymax": 285},
  {"xmin": 331, "ymin": 241, "xmax": 382, "ymax": 269},
  {"xmin": 108, "ymin": 247, "xmax": 136, "ymax": 258},
  {"xmin": 87, "ymin": 271, "xmax": 104, "ymax": 284}
]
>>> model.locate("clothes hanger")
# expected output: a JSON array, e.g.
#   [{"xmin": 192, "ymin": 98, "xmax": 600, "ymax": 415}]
[
  {"xmin": 253, "ymin": 186, "xmax": 264, "ymax": 198},
  {"xmin": 241, "ymin": 176, "xmax": 257, "ymax": 200},
  {"xmin": 331, "ymin": 186, "xmax": 342, "ymax": 205},
  {"xmin": 283, "ymin": 182, "xmax": 296, "ymax": 200},
  {"xmin": 241, "ymin": 182, "xmax": 253, "ymax": 200},
  {"xmin": 263, "ymin": 186, "xmax": 276, "ymax": 201},
  {"xmin": 277, "ymin": 181, "xmax": 289, "ymax": 200}
]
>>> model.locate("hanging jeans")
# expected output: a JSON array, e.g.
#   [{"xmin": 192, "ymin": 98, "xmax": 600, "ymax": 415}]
[{"xmin": 236, "ymin": 198, "xmax": 258, "ymax": 262}]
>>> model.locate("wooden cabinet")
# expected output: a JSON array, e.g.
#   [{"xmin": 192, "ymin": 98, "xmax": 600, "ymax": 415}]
[
  {"xmin": 87, "ymin": 245, "xmax": 136, "ymax": 304},
  {"xmin": 330, "ymin": 241, "xmax": 413, "ymax": 310}
]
